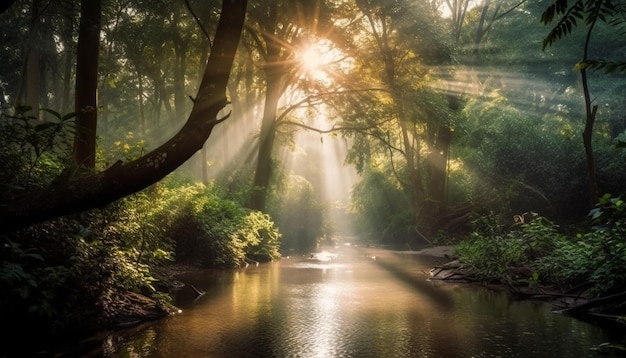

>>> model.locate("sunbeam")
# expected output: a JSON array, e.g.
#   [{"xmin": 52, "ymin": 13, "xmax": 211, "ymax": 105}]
[{"xmin": 279, "ymin": 108, "xmax": 359, "ymax": 239}]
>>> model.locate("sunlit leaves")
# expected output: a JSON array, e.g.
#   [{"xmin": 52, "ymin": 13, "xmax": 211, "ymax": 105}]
[{"xmin": 576, "ymin": 59, "xmax": 626, "ymax": 73}]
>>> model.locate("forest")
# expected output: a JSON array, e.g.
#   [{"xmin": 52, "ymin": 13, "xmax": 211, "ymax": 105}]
[{"xmin": 0, "ymin": 0, "xmax": 625, "ymax": 353}]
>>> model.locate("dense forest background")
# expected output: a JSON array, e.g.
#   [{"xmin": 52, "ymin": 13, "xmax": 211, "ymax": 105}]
[{"xmin": 0, "ymin": 0, "xmax": 625, "ymax": 350}]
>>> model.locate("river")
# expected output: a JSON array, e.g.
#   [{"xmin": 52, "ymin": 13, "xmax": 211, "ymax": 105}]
[{"xmin": 82, "ymin": 245, "xmax": 622, "ymax": 357}]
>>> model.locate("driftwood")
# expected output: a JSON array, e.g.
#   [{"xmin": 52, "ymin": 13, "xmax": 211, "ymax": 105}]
[
  {"xmin": 429, "ymin": 260, "xmax": 475, "ymax": 281},
  {"xmin": 190, "ymin": 285, "xmax": 206, "ymax": 297},
  {"xmin": 560, "ymin": 290, "xmax": 626, "ymax": 314}
]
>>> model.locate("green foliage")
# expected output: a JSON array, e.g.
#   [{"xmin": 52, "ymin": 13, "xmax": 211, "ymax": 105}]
[
  {"xmin": 268, "ymin": 175, "xmax": 330, "ymax": 253},
  {"xmin": 590, "ymin": 192, "xmax": 626, "ymax": 225},
  {"xmin": 350, "ymin": 168, "xmax": 416, "ymax": 247},
  {"xmin": 541, "ymin": 0, "xmax": 625, "ymax": 51},
  {"xmin": 459, "ymin": 203, "xmax": 626, "ymax": 297},
  {"xmin": 536, "ymin": 220, "xmax": 626, "ymax": 297},
  {"xmin": 576, "ymin": 58, "xmax": 626, "ymax": 73},
  {"xmin": 616, "ymin": 131, "xmax": 626, "ymax": 148},
  {"xmin": 458, "ymin": 95, "xmax": 589, "ymax": 218},
  {"xmin": 98, "ymin": 131, "xmax": 148, "ymax": 167},
  {"xmin": 456, "ymin": 212, "xmax": 564, "ymax": 283},
  {"xmin": 157, "ymin": 179, "xmax": 281, "ymax": 267},
  {"xmin": 0, "ymin": 105, "xmax": 75, "ymax": 196},
  {"xmin": 456, "ymin": 212, "xmax": 524, "ymax": 282},
  {"xmin": 541, "ymin": 0, "xmax": 626, "ymax": 74},
  {"xmin": 0, "ymin": 219, "xmax": 115, "ymax": 339}
]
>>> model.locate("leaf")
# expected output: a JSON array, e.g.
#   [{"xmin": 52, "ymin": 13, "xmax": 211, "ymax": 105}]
[
  {"xmin": 589, "ymin": 207, "xmax": 602, "ymax": 220},
  {"xmin": 62, "ymin": 112, "xmax": 77, "ymax": 121},
  {"xmin": 40, "ymin": 108, "xmax": 61, "ymax": 120},
  {"xmin": 34, "ymin": 122, "xmax": 58, "ymax": 132},
  {"xmin": 574, "ymin": 61, "xmax": 589, "ymax": 71}
]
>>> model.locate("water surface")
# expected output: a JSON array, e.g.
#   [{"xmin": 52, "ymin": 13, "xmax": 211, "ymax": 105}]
[{"xmin": 96, "ymin": 246, "xmax": 622, "ymax": 357}]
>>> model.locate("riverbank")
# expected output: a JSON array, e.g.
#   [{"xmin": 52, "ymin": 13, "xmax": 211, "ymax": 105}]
[
  {"xmin": 26, "ymin": 245, "xmax": 626, "ymax": 357},
  {"xmin": 356, "ymin": 245, "xmax": 625, "ymax": 318},
  {"xmin": 367, "ymin": 244, "xmax": 626, "ymax": 346}
]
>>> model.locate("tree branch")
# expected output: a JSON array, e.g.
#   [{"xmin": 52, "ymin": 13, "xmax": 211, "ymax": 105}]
[{"xmin": 0, "ymin": 0, "xmax": 247, "ymax": 233}]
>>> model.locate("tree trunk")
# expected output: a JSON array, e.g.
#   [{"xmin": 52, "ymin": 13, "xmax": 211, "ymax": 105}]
[
  {"xmin": 249, "ymin": 70, "xmax": 282, "ymax": 211},
  {"xmin": 582, "ymin": 68, "xmax": 599, "ymax": 206},
  {"xmin": 0, "ymin": 0, "xmax": 247, "ymax": 234},
  {"xmin": 72, "ymin": 0, "xmax": 102, "ymax": 169},
  {"xmin": 138, "ymin": 68, "xmax": 146, "ymax": 136},
  {"xmin": 173, "ymin": 41, "xmax": 188, "ymax": 122},
  {"xmin": 22, "ymin": 0, "xmax": 42, "ymax": 114},
  {"xmin": 579, "ymin": 1, "xmax": 602, "ymax": 207},
  {"xmin": 428, "ymin": 125, "xmax": 451, "ymax": 204}
]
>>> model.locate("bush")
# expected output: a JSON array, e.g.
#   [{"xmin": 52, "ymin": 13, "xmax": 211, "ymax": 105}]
[
  {"xmin": 159, "ymin": 180, "xmax": 281, "ymax": 267},
  {"xmin": 456, "ymin": 212, "xmax": 564, "ymax": 283},
  {"xmin": 269, "ymin": 175, "xmax": 330, "ymax": 253},
  {"xmin": 458, "ymin": 200, "xmax": 626, "ymax": 297},
  {"xmin": 536, "ymin": 194, "xmax": 626, "ymax": 296}
]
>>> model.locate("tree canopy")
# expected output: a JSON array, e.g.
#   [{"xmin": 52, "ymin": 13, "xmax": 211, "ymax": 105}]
[{"xmin": 1, "ymin": 0, "xmax": 626, "ymax": 351}]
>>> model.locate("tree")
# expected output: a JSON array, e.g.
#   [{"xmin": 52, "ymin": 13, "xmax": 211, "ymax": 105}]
[
  {"xmin": 245, "ymin": 0, "xmax": 335, "ymax": 211},
  {"xmin": 349, "ymin": 0, "xmax": 455, "ymax": 235},
  {"xmin": 541, "ymin": 0, "xmax": 626, "ymax": 206},
  {"xmin": 0, "ymin": 0, "xmax": 247, "ymax": 233},
  {"xmin": 72, "ymin": 0, "xmax": 102, "ymax": 169}
]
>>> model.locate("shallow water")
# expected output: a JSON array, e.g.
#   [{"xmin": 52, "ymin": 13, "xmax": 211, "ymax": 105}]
[{"xmin": 89, "ymin": 246, "xmax": 623, "ymax": 357}]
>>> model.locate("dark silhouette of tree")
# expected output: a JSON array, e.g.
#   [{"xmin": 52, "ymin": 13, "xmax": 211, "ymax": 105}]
[
  {"xmin": 0, "ymin": 0, "xmax": 247, "ymax": 233},
  {"xmin": 72, "ymin": 0, "xmax": 101, "ymax": 169}
]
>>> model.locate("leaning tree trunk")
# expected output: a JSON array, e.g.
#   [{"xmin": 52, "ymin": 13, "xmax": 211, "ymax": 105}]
[{"xmin": 0, "ymin": 0, "xmax": 247, "ymax": 234}]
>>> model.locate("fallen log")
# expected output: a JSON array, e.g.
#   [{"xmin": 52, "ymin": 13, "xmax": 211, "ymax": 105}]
[{"xmin": 559, "ymin": 290, "xmax": 626, "ymax": 314}]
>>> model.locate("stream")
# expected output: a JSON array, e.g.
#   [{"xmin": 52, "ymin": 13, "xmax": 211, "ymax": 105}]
[{"xmin": 76, "ymin": 245, "xmax": 623, "ymax": 357}]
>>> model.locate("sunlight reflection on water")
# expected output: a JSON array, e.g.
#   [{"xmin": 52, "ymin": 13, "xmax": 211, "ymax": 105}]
[{"xmin": 96, "ymin": 247, "xmax": 620, "ymax": 358}]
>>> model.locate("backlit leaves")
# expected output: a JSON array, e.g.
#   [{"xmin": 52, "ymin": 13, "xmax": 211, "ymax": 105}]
[
  {"xmin": 541, "ymin": 0, "xmax": 622, "ymax": 50},
  {"xmin": 576, "ymin": 59, "xmax": 626, "ymax": 73}
]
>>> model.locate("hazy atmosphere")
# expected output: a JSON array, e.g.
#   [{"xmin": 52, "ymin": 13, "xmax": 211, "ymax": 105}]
[{"xmin": 1, "ymin": 0, "xmax": 625, "ymax": 356}]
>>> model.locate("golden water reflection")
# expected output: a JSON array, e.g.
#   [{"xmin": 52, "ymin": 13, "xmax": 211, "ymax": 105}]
[{"xmin": 102, "ymin": 247, "xmax": 619, "ymax": 357}]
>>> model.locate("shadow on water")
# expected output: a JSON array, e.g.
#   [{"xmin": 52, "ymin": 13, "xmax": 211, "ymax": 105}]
[
  {"xmin": 39, "ymin": 246, "xmax": 626, "ymax": 357},
  {"xmin": 365, "ymin": 252, "xmax": 455, "ymax": 311}
]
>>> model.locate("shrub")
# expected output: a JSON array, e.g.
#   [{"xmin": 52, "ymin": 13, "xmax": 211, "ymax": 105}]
[
  {"xmin": 159, "ymin": 180, "xmax": 281, "ymax": 267},
  {"xmin": 536, "ymin": 194, "xmax": 626, "ymax": 296}
]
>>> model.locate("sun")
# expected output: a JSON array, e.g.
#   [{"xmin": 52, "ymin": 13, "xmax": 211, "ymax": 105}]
[
  {"xmin": 299, "ymin": 45, "xmax": 324, "ymax": 72},
  {"xmin": 295, "ymin": 39, "xmax": 352, "ymax": 83}
]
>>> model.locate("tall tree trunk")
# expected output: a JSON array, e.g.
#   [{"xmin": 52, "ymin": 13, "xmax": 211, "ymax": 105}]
[
  {"xmin": 72, "ymin": 0, "xmax": 101, "ymax": 169},
  {"xmin": 579, "ymin": 0, "xmax": 602, "ymax": 207},
  {"xmin": 581, "ymin": 67, "xmax": 599, "ymax": 206},
  {"xmin": 249, "ymin": 70, "xmax": 282, "ymax": 211},
  {"xmin": 137, "ymin": 69, "xmax": 146, "ymax": 136},
  {"xmin": 174, "ymin": 45, "xmax": 187, "ymax": 122},
  {"xmin": 0, "ymin": 0, "xmax": 247, "ymax": 234},
  {"xmin": 61, "ymin": 41, "xmax": 73, "ymax": 114},
  {"xmin": 21, "ymin": 0, "xmax": 42, "ymax": 115}
]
